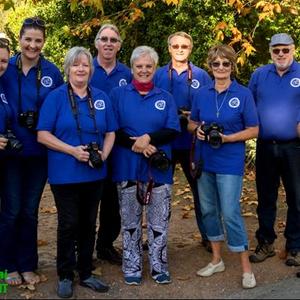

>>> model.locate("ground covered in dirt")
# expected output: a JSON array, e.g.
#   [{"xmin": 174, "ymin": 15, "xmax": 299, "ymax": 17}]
[{"xmin": 4, "ymin": 167, "xmax": 297, "ymax": 299}]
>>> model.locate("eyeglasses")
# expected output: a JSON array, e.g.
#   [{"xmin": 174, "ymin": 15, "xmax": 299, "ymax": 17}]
[
  {"xmin": 272, "ymin": 48, "xmax": 291, "ymax": 55},
  {"xmin": 211, "ymin": 61, "xmax": 232, "ymax": 68},
  {"xmin": 170, "ymin": 44, "xmax": 190, "ymax": 50},
  {"xmin": 0, "ymin": 37, "xmax": 9, "ymax": 47},
  {"xmin": 97, "ymin": 36, "xmax": 120, "ymax": 44},
  {"xmin": 23, "ymin": 17, "xmax": 45, "ymax": 28}
]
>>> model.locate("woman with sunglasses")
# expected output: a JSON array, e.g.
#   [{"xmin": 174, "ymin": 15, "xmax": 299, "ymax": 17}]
[
  {"xmin": 110, "ymin": 45, "xmax": 180, "ymax": 285},
  {"xmin": 37, "ymin": 46, "xmax": 116, "ymax": 298},
  {"xmin": 0, "ymin": 17, "xmax": 63, "ymax": 286},
  {"xmin": 188, "ymin": 44, "xmax": 259, "ymax": 288}
]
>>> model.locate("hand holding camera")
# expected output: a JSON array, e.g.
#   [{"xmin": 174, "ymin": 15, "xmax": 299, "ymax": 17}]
[
  {"xmin": 86, "ymin": 142, "xmax": 103, "ymax": 169},
  {"xmin": 199, "ymin": 122, "xmax": 224, "ymax": 149},
  {"xmin": 0, "ymin": 130, "xmax": 23, "ymax": 152},
  {"xmin": 149, "ymin": 149, "xmax": 171, "ymax": 172}
]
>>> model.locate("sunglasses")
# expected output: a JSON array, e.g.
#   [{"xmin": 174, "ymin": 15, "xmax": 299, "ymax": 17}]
[
  {"xmin": 272, "ymin": 48, "xmax": 291, "ymax": 55},
  {"xmin": 23, "ymin": 17, "xmax": 45, "ymax": 28},
  {"xmin": 211, "ymin": 61, "xmax": 232, "ymax": 68},
  {"xmin": 97, "ymin": 36, "xmax": 120, "ymax": 44},
  {"xmin": 0, "ymin": 37, "xmax": 9, "ymax": 47},
  {"xmin": 170, "ymin": 44, "xmax": 190, "ymax": 50}
]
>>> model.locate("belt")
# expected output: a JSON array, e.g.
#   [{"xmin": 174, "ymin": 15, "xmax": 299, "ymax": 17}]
[{"xmin": 258, "ymin": 138, "xmax": 300, "ymax": 145}]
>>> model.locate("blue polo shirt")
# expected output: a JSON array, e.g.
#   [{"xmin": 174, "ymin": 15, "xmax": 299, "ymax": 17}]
[
  {"xmin": 190, "ymin": 80, "xmax": 258, "ymax": 176},
  {"xmin": 37, "ymin": 84, "xmax": 118, "ymax": 184},
  {"xmin": 110, "ymin": 84, "xmax": 180, "ymax": 184},
  {"xmin": 90, "ymin": 58, "xmax": 132, "ymax": 94},
  {"xmin": 249, "ymin": 60, "xmax": 300, "ymax": 140},
  {"xmin": 0, "ymin": 81, "xmax": 11, "ymax": 134},
  {"xmin": 154, "ymin": 62, "xmax": 212, "ymax": 150},
  {"xmin": 2, "ymin": 54, "xmax": 64, "ymax": 157}
]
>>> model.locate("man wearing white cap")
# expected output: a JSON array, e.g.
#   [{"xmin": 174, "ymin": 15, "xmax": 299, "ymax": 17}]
[{"xmin": 248, "ymin": 33, "xmax": 300, "ymax": 266}]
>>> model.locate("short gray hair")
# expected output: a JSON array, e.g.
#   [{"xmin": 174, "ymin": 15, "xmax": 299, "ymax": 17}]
[
  {"xmin": 167, "ymin": 31, "xmax": 193, "ymax": 49},
  {"xmin": 94, "ymin": 23, "xmax": 121, "ymax": 47},
  {"xmin": 130, "ymin": 46, "xmax": 159, "ymax": 68},
  {"xmin": 63, "ymin": 46, "xmax": 94, "ymax": 81}
]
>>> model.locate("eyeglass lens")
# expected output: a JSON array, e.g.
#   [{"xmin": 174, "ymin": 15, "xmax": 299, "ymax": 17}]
[
  {"xmin": 211, "ymin": 61, "xmax": 231, "ymax": 68},
  {"xmin": 98, "ymin": 36, "xmax": 120, "ymax": 44},
  {"xmin": 171, "ymin": 44, "xmax": 190, "ymax": 50},
  {"xmin": 23, "ymin": 17, "xmax": 45, "ymax": 27},
  {"xmin": 272, "ymin": 48, "xmax": 290, "ymax": 55}
]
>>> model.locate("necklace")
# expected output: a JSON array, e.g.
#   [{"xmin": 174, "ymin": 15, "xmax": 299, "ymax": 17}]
[{"xmin": 215, "ymin": 89, "xmax": 229, "ymax": 118}]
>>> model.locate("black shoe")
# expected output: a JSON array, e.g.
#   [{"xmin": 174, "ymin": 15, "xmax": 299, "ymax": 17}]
[
  {"xmin": 57, "ymin": 278, "xmax": 73, "ymax": 298},
  {"xmin": 201, "ymin": 239, "xmax": 212, "ymax": 253},
  {"xmin": 97, "ymin": 246, "xmax": 122, "ymax": 265},
  {"xmin": 80, "ymin": 276, "xmax": 109, "ymax": 293}
]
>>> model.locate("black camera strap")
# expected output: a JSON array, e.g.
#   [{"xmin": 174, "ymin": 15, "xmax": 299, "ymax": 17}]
[
  {"xmin": 168, "ymin": 61, "xmax": 193, "ymax": 109},
  {"xmin": 16, "ymin": 53, "xmax": 42, "ymax": 114},
  {"xmin": 0, "ymin": 97, "xmax": 12, "ymax": 132},
  {"xmin": 190, "ymin": 128, "xmax": 203, "ymax": 179},
  {"xmin": 67, "ymin": 83, "xmax": 100, "ymax": 146}
]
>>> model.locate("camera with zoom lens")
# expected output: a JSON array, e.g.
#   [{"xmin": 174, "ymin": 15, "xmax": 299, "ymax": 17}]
[
  {"xmin": 86, "ymin": 142, "xmax": 103, "ymax": 169},
  {"xmin": 18, "ymin": 110, "xmax": 38, "ymax": 130},
  {"xmin": 149, "ymin": 150, "xmax": 171, "ymax": 172},
  {"xmin": 201, "ymin": 122, "xmax": 224, "ymax": 149},
  {"xmin": 0, "ymin": 130, "xmax": 23, "ymax": 152},
  {"xmin": 177, "ymin": 106, "xmax": 190, "ymax": 131}
]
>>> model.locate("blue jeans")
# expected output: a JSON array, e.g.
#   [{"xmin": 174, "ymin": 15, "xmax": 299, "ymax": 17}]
[
  {"xmin": 197, "ymin": 172, "xmax": 248, "ymax": 252},
  {"xmin": 0, "ymin": 155, "xmax": 47, "ymax": 273}
]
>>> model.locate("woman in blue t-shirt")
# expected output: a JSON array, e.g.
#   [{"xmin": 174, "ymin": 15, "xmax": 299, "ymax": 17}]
[
  {"xmin": 110, "ymin": 46, "xmax": 180, "ymax": 285},
  {"xmin": 37, "ymin": 46, "xmax": 117, "ymax": 298},
  {"xmin": 0, "ymin": 17, "xmax": 63, "ymax": 286},
  {"xmin": 188, "ymin": 44, "xmax": 259, "ymax": 289}
]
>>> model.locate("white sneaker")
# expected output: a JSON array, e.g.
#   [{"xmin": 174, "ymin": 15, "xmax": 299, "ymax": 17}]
[
  {"xmin": 242, "ymin": 272, "xmax": 256, "ymax": 289},
  {"xmin": 196, "ymin": 260, "xmax": 225, "ymax": 277}
]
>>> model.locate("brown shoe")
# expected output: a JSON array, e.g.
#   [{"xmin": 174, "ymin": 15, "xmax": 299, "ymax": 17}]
[
  {"xmin": 286, "ymin": 251, "xmax": 300, "ymax": 266},
  {"xmin": 249, "ymin": 243, "xmax": 275, "ymax": 263}
]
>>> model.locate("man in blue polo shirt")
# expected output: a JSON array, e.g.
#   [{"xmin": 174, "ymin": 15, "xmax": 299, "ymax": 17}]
[
  {"xmin": 154, "ymin": 31, "xmax": 212, "ymax": 251},
  {"xmin": 90, "ymin": 23, "xmax": 132, "ymax": 265},
  {"xmin": 248, "ymin": 33, "xmax": 300, "ymax": 266}
]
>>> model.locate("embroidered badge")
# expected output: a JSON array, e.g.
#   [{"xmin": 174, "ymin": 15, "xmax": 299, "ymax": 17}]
[
  {"xmin": 94, "ymin": 99, "xmax": 105, "ymax": 110},
  {"xmin": 290, "ymin": 78, "xmax": 300, "ymax": 88},
  {"xmin": 41, "ymin": 76, "xmax": 53, "ymax": 87},
  {"xmin": 191, "ymin": 79, "xmax": 200, "ymax": 89},
  {"xmin": 119, "ymin": 78, "xmax": 128, "ymax": 86},
  {"xmin": 0, "ymin": 93, "xmax": 8, "ymax": 104},
  {"xmin": 155, "ymin": 100, "xmax": 166, "ymax": 110},
  {"xmin": 228, "ymin": 97, "xmax": 240, "ymax": 108}
]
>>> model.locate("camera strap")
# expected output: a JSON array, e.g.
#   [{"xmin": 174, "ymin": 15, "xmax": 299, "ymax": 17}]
[
  {"xmin": 16, "ymin": 53, "xmax": 42, "ymax": 114},
  {"xmin": 0, "ymin": 98, "xmax": 12, "ymax": 132},
  {"xmin": 168, "ymin": 61, "xmax": 192, "ymax": 108},
  {"xmin": 67, "ymin": 83, "xmax": 100, "ymax": 146},
  {"xmin": 190, "ymin": 128, "xmax": 203, "ymax": 179}
]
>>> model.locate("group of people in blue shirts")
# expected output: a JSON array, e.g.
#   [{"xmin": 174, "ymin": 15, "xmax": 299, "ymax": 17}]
[{"xmin": 0, "ymin": 15, "xmax": 300, "ymax": 299}]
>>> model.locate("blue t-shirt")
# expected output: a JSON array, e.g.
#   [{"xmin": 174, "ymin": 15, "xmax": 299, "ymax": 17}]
[
  {"xmin": 190, "ymin": 80, "xmax": 258, "ymax": 176},
  {"xmin": 90, "ymin": 58, "xmax": 132, "ymax": 95},
  {"xmin": 37, "ymin": 84, "xmax": 118, "ymax": 184},
  {"xmin": 110, "ymin": 84, "xmax": 180, "ymax": 184},
  {"xmin": 249, "ymin": 60, "xmax": 300, "ymax": 140},
  {"xmin": 2, "ymin": 54, "xmax": 64, "ymax": 157},
  {"xmin": 154, "ymin": 62, "xmax": 212, "ymax": 150}
]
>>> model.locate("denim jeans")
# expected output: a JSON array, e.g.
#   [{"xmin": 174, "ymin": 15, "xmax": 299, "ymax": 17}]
[
  {"xmin": 255, "ymin": 139, "xmax": 300, "ymax": 251},
  {"xmin": 172, "ymin": 149, "xmax": 208, "ymax": 241},
  {"xmin": 51, "ymin": 180, "xmax": 103, "ymax": 281},
  {"xmin": 197, "ymin": 172, "xmax": 249, "ymax": 252},
  {"xmin": 0, "ymin": 155, "xmax": 47, "ymax": 273}
]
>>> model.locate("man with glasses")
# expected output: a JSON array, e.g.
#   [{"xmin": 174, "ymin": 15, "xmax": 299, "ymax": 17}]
[
  {"xmin": 248, "ymin": 33, "xmax": 300, "ymax": 267},
  {"xmin": 90, "ymin": 23, "xmax": 132, "ymax": 266},
  {"xmin": 154, "ymin": 32, "xmax": 212, "ymax": 252}
]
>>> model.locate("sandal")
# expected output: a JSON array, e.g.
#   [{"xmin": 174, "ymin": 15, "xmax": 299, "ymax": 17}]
[
  {"xmin": 21, "ymin": 272, "xmax": 40, "ymax": 285},
  {"xmin": 6, "ymin": 271, "xmax": 23, "ymax": 286}
]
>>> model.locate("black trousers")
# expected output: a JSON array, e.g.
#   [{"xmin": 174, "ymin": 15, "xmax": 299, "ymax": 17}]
[
  {"xmin": 96, "ymin": 178, "xmax": 121, "ymax": 251},
  {"xmin": 255, "ymin": 139, "xmax": 300, "ymax": 251},
  {"xmin": 171, "ymin": 149, "xmax": 207, "ymax": 240},
  {"xmin": 51, "ymin": 180, "xmax": 103, "ymax": 281}
]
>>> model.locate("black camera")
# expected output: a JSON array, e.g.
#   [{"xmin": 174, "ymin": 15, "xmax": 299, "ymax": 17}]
[
  {"xmin": 0, "ymin": 130, "xmax": 23, "ymax": 152},
  {"xmin": 18, "ymin": 111, "xmax": 38, "ymax": 130},
  {"xmin": 149, "ymin": 150, "xmax": 171, "ymax": 172},
  {"xmin": 86, "ymin": 142, "xmax": 103, "ymax": 169},
  {"xmin": 178, "ymin": 107, "xmax": 190, "ymax": 131},
  {"xmin": 201, "ymin": 122, "xmax": 224, "ymax": 149}
]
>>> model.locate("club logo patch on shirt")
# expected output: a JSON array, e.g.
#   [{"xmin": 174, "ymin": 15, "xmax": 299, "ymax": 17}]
[
  {"xmin": 119, "ymin": 78, "xmax": 128, "ymax": 86},
  {"xmin": 0, "ymin": 93, "xmax": 8, "ymax": 104},
  {"xmin": 191, "ymin": 79, "xmax": 200, "ymax": 89},
  {"xmin": 155, "ymin": 100, "xmax": 166, "ymax": 110},
  {"xmin": 228, "ymin": 97, "xmax": 240, "ymax": 108},
  {"xmin": 94, "ymin": 99, "xmax": 105, "ymax": 110},
  {"xmin": 41, "ymin": 76, "xmax": 53, "ymax": 87},
  {"xmin": 290, "ymin": 78, "xmax": 300, "ymax": 88}
]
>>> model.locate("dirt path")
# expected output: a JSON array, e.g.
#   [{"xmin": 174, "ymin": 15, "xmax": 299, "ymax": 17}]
[{"xmin": 3, "ymin": 168, "xmax": 295, "ymax": 299}]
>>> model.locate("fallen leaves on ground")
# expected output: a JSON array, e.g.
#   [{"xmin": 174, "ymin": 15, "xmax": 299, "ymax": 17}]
[
  {"xmin": 39, "ymin": 206, "xmax": 57, "ymax": 214},
  {"xmin": 37, "ymin": 240, "xmax": 48, "ymax": 247},
  {"xmin": 242, "ymin": 211, "xmax": 257, "ymax": 218}
]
